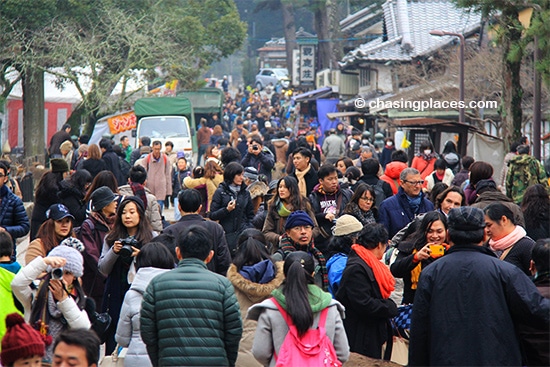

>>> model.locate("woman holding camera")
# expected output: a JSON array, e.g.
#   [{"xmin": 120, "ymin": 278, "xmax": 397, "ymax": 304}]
[
  {"xmin": 25, "ymin": 203, "xmax": 76, "ymax": 265},
  {"xmin": 210, "ymin": 162, "xmax": 255, "ymax": 257},
  {"xmin": 390, "ymin": 211, "xmax": 448, "ymax": 304},
  {"xmin": 98, "ymin": 196, "xmax": 156, "ymax": 355},
  {"xmin": 12, "ymin": 245, "xmax": 90, "ymax": 364}
]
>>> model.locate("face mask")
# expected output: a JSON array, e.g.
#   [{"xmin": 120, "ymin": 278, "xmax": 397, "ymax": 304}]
[
  {"xmin": 386, "ymin": 142, "xmax": 393, "ymax": 147},
  {"xmin": 424, "ymin": 149, "xmax": 431, "ymax": 155}
]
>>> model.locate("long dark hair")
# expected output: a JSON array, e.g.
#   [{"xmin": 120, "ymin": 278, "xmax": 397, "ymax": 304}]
[
  {"xmin": 413, "ymin": 211, "xmax": 447, "ymax": 250},
  {"xmin": 521, "ymin": 184, "xmax": 549, "ymax": 229},
  {"xmin": 268, "ymin": 176, "xmax": 307, "ymax": 215},
  {"xmin": 36, "ymin": 171, "xmax": 65, "ymax": 201},
  {"xmin": 105, "ymin": 197, "xmax": 154, "ymax": 247},
  {"xmin": 282, "ymin": 251, "xmax": 316, "ymax": 337},
  {"xmin": 30, "ymin": 273, "xmax": 86, "ymax": 329},
  {"xmin": 68, "ymin": 169, "xmax": 92, "ymax": 193},
  {"xmin": 233, "ymin": 229, "xmax": 273, "ymax": 271},
  {"xmin": 83, "ymin": 170, "xmax": 119, "ymax": 202}
]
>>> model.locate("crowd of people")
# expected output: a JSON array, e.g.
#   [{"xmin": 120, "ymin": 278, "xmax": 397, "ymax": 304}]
[{"xmin": 1, "ymin": 89, "xmax": 550, "ymax": 366}]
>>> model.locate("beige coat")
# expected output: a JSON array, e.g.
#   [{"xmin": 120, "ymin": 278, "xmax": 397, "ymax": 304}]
[
  {"xmin": 226, "ymin": 262, "xmax": 284, "ymax": 367},
  {"xmin": 183, "ymin": 174, "xmax": 224, "ymax": 212},
  {"xmin": 138, "ymin": 153, "xmax": 172, "ymax": 199}
]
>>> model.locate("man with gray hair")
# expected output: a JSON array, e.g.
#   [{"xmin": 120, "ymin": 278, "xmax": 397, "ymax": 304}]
[
  {"xmin": 409, "ymin": 207, "xmax": 549, "ymax": 366},
  {"xmin": 378, "ymin": 167, "xmax": 434, "ymax": 237},
  {"xmin": 353, "ymin": 145, "xmax": 375, "ymax": 168}
]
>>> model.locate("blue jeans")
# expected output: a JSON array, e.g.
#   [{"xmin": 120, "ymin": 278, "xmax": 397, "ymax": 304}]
[{"xmin": 157, "ymin": 200, "xmax": 164, "ymax": 213}]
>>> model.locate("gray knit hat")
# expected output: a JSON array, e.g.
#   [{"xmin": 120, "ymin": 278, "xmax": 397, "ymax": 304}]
[{"xmin": 48, "ymin": 245, "xmax": 84, "ymax": 278}]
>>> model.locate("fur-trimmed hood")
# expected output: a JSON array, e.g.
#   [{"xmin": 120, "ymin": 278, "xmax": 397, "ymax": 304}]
[{"xmin": 227, "ymin": 261, "xmax": 284, "ymax": 304}]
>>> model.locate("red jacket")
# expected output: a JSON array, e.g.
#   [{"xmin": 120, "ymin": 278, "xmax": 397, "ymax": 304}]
[{"xmin": 380, "ymin": 161, "xmax": 408, "ymax": 194}]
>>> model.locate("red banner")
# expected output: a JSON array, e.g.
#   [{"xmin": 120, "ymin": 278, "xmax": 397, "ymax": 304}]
[{"xmin": 108, "ymin": 111, "xmax": 137, "ymax": 134}]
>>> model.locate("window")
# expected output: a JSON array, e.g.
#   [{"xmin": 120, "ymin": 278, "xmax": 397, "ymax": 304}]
[{"xmin": 360, "ymin": 69, "xmax": 371, "ymax": 87}]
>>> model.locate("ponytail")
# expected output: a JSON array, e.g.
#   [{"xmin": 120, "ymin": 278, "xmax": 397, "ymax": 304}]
[{"xmin": 282, "ymin": 251, "xmax": 315, "ymax": 336}]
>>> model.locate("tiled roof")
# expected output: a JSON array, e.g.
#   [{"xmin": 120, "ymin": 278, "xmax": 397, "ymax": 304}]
[{"xmin": 340, "ymin": 0, "xmax": 481, "ymax": 66}]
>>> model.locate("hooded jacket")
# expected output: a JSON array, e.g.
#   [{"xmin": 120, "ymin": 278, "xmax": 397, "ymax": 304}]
[
  {"xmin": 227, "ymin": 261, "xmax": 284, "ymax": 367},
  {"xmin": 380, "ymin": 161, "xmax": 407, "ymax": 194},
  {"xmin": 115, "ymin": 267, "xmax": 170, "ymax": 367},
  {"xmin": 442, "ymin": 152, "xmax": 460, "ymax": 174},
  {"xmin": 247, "ymin": 284, "xmax": 350, "ymax": 367}
]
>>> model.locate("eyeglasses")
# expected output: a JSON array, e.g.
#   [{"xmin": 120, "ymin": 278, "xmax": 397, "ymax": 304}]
[
  {"xmin": 404, "ymin": 180, "xmax": 424, "ymax": 186},
  {"xmin": 0, "ymin": 174, "xmax": 5, "ymax": 178},
  {"xmin": 359, "ymin": 196, "xmax": 374, "ymax": 203},
  {"xmin": 290, "ymin": 225, "xmax": 313, "ymax": 231}
]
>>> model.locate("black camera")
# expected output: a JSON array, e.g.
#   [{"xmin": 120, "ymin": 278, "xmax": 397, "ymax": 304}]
[
  {"xmin": 252, "ymin": 145, "xmax": 260, "ymax": 151},
  {"xmin": 52, "ymin": 267, "xmax": 64, "ymax": 280},
  {"xmin": 118, "ymin": 237, "xmax": 139, "ymax": 258}
]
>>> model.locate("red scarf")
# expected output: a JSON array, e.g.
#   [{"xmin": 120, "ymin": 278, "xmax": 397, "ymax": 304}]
[{"xmin": 351, "ymin": 244, "xmax": 395, "ymax": 299}]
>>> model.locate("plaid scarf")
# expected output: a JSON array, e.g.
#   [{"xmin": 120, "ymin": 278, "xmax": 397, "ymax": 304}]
[
  {"xmin": 129, "ymin": 182, "xmax": 148, "ymax": 210},
  {"xmin": 279, "ymin": 233, "xmax": 328, "ymax": 291}
]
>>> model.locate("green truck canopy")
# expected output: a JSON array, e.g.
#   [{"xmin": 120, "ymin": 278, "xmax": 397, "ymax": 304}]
[
  {"xmin": 134, "ymin": 97, "xmax": 193, "ymax": 117},
  {"xmin": 178, "ymin": 88, "xmax": 224, "ymax": 115}
]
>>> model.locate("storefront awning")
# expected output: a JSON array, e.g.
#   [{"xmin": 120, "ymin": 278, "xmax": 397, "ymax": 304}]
[
  {"xmin": 293, "ymin": 86, "xmax": 334, "ymax": 102},
  {"xmin": 326, "ymin": 111, "xmax": 362, "ymax": 119}
]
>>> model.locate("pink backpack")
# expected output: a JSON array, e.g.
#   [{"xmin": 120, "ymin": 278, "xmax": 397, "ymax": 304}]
[{"xmin": 271, "ymin": 298, "xmax": 342, "ymax": 367}]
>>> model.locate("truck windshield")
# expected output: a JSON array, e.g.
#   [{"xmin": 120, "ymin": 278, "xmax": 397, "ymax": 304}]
[{"xmin": 139, "ymin": 116, "xmax": 190, "ymax": 139}]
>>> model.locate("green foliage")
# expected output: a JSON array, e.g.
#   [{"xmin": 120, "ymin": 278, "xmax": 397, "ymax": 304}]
[
  {"xmin": 0, "ymin": 0, "xmax": 246, "ymax": 135},
  {"xmin": 241, "ymin": 56, "xmax": 257, "ymax": 86}
]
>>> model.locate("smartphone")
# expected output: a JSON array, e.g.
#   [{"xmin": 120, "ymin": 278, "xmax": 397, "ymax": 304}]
[
  {"xmin": 429, "ymin": 244, "xmax": 446, "ymax": 258},
  {"xmin": 229, "ymin": 199, "xmax": 236, "ymax": 206}
]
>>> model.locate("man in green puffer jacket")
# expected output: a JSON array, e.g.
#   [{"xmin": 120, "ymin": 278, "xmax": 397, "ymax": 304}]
[{"xmin": 140, "ymin": 225, "xmax": 242, "ymax": 367}]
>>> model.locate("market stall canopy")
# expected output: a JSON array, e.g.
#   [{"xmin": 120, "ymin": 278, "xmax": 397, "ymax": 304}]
[
  {"xmin": 326, "ymin": 111, "xmax": 362, "ymax": 119},
  {"xmin": 293, "ymin": 87, "xmax": 335, "ymax": 102}
]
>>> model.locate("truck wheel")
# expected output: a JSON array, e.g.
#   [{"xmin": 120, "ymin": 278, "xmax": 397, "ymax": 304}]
[{"xmin": 255, "ymin": 82, "xmax": 263, "ymax": 91}]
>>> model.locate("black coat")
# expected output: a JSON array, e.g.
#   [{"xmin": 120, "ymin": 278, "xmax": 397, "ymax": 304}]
[
  {"xmin": 79, "ymin": 158, "xmax": 107, "ymax": 178},
  {"xmin": 290, "ymin": 167, "xmax": 318, "ymax": 196},
  {"xmin": 209, "ymin": 182, "xmax": 254, "ymax": 254},
  {"xmin": 58, "ymin": 180, "xmax": 87, "ymax": 227},
  {"xmin": 163, "ymin": 214, "xmax": 231, "ymax": 275},
  {"xmin": 309, "ymin": 186, "xmax": 352, "ymax": 252},
  {"xmin": 101, "ymin": 151, "xmax": 124, "ymax": 187},
  {"xmin": 241, "ymin": 150, "xmax": 275, "ymax": 181},
  {"xmin": 336, "ymin": 251, "xmax": 398, "ymax": 359},
  {"xmin": 409, "ymin": 245, "xmax": 550, "ymax": 366}
]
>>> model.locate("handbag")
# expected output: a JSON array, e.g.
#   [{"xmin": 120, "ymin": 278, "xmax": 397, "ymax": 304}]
[
  {"xmin": 100, "ymin": 345, "xmax": 126, "ymax": 367},
  {"xmin": 84, "ymin": 297, "xmax": 112, "ymax": 344},
  {"xmin": 392, "ymin": 304, "xmax": 413, "ymax": 338},
  {"xmin": 390, "ymin": 335, "xmax": 409, "ymax": 366}
]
